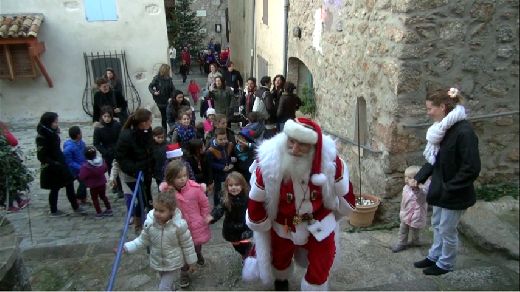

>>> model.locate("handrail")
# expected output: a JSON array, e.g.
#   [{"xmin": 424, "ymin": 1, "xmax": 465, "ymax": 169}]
[{"xmin": 106, "ymin": 171, "xmax": 145, "ymax": 291}]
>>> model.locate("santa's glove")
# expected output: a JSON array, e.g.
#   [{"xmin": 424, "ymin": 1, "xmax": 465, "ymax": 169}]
[{"xmin": 307, "ymin": 220, "xmax": 328, "ymax": 242}]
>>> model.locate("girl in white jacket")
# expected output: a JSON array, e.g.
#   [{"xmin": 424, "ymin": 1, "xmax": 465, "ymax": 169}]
[{"xmin": 123, "ymin": 192, "xmax": 197, "ymax": 290}]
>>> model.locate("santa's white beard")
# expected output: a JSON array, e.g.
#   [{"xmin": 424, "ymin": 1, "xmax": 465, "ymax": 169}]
[{"xmin": 281, "ymin": 149, "xmax": 314, "ymax": 182}]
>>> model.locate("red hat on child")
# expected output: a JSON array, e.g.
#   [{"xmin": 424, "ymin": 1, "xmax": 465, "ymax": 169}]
[{"xmin": 166, "ymin": 143, "xmax": 183, "ymax": 159}]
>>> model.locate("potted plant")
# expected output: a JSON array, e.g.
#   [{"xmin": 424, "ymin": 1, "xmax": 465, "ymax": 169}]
[{"xmin": 348, "ymin": 101, "xmax": 380, "ymax": 227}]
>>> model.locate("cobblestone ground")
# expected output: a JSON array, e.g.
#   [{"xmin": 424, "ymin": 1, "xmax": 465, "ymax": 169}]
[{"xmin": 3, "ymin": 72, "xmax": 519, "ymax": 291}]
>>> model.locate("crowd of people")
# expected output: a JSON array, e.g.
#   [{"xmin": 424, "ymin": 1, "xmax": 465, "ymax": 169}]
[{"xmin": 0, "ymin": 47, "xmax": 481, "ymax": 290}]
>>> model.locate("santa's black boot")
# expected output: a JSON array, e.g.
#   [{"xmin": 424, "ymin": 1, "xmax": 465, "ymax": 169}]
[{"xmin": 274, "ymin": 279, "xmax": 289, "ymax": 291}]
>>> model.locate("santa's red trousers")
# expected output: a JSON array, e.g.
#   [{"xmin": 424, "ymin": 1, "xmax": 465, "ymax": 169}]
[{"xmin": 271, "ymin": 229, "xmax": 336, "ymax": 285}]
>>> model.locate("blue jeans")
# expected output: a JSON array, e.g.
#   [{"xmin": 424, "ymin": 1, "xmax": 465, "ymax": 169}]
[{"xmin": 427, "ymin": 206, "xmax": 465, "ymax": 270}]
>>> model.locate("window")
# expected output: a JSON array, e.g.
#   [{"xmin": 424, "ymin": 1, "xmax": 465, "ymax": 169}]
[
  {"xmin": 355, "ymin": 97, "xmax": 368, "ymax": 146},
  {"xmin": 85, "ymin": 0, "xmax": 118, "ymax": 22},
  {"xmin": 0, "ymin": 45, "xmax": 35, "ymax": 79},
  {"xmin": 262, "ymin": 0, "xmax": 268, "ymax": 25}
]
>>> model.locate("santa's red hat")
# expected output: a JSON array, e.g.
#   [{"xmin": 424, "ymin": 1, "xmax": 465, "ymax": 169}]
[
  {"xmin": 166, "ymin": 143, "xmax": 183, "ymax": 159},
  {"xmin": 283, "ymin": 118, "xmax": 327, "ymax": 186}
]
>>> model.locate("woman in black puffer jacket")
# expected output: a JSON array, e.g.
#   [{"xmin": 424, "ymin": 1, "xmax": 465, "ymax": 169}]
[
  {"xmin": 115, "ymin": 108, "xmax": 154, "ymax": 232},
  {"xmin": 149, "ymin": 64, "xmax": 176, "ymax": 131},
  {"xmin": 36, "ymin": 112, "xmax": 85, "ymax": 216}
]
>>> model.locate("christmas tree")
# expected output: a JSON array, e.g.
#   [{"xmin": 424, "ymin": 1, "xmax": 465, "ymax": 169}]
[{"xmin": 167, "ymin": 0, "xmax": 206, "ymax": 53}]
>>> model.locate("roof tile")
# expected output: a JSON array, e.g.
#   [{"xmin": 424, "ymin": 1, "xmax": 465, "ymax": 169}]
[{"xmin": 0, "ymin": 14, "xmax": 44, "ymax": 38}]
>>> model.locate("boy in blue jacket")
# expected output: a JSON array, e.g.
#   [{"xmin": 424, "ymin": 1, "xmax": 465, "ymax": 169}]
[
  {"xmin": 63, "ymin": 126, "xmax": 88, "ymax": 204},
  {"xmin": 205, "ymin": 128, "xmax": 234, "ymax": 206}
]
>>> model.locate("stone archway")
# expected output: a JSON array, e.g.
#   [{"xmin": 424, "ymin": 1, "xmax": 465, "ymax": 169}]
[{"xmin": 287, "ymin": 57, "xmax": 313, "ymax": 97}]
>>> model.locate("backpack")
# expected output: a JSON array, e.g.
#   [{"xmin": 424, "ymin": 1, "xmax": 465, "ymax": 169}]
[{"xmin": 253, "ymin": 91, "xmax": 269, "ymax": 119}]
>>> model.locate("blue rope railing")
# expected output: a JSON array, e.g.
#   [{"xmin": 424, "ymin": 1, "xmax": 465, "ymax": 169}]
[{"xmin": 106, "ymin": 171, "xmax": 146, "ymax": 291}]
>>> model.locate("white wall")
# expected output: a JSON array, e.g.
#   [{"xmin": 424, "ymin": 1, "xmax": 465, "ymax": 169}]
[
  {"xmin": 0, "ymin": 0, "xmax": 169, "ymax": 122},
  {"xmin": 255, "ymin": 0, "xmax": 285, "ymax": 77}
]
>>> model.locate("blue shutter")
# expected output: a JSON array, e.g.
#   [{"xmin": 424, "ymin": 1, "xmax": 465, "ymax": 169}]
[{"xmin": 85, "ymin": 0, "xmax": 118, "ymax": 22}]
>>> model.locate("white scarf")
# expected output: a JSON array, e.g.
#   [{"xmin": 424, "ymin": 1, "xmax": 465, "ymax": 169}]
[{"xmin": 423, "ymin": 105, "xmax": 467, "ymax": 165}]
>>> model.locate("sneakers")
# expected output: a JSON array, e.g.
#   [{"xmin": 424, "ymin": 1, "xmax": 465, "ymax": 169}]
[
  {"xmin": 197, "ymin": 253, "xmax": 205, "ymax": 266},
  {"xmin": 180, "ymin": 272, "xmax": 191, "ymax": 288},
  {"xmin": 423, "ymin": 265, "xmax": 450, "ymax": 276},
  {"xmin": 17, "ymin": 199, "xmax": 30, "ymax": 209},
  {"xmin": 73, "ymin": 206, "xmax": 88, "ymax": 215},
  {"xmin": 391, "ymin": 244, "xmax": 407, "ymax": 253},
  {"xmin": 95, "ymin": 213, "xmax": 104, "ymax": 219},
  {"xmin": 414, "ymin": 258, "xmax": 436, "ymax": 268},
  {"xmin": 103, "ymin": 209, "xmax": 114, "ymax": 217},
  {"xmin": 49, "ymin": 210, "xmax": 69, "ymax": 217},
  {"xmin": 7, "ymin": 206, "xmax": 20, "ymax": 213}
]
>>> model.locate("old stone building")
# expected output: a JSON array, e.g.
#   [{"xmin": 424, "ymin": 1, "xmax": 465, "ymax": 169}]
[
  {"xmin": 189, "ymin": 0, "xmax": 229, "ymax": 47},
  {"xmin": 229, "ymin": 0, "xmax": 519, "ymax": 197}
]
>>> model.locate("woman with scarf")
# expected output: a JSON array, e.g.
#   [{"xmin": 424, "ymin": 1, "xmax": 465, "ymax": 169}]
[
  {"xmin": 115, "ymin": 108, "xmax": 154, "ymax": 233},
  {"xmin": 412, "ymin": 88, "xmax": 481, "ymax": 276},
  {"xmin": 36, "ymin": 112, "xmax": 87, "ymax": 216}
]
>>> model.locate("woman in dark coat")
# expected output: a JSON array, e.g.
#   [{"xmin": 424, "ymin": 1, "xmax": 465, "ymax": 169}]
[
  {"xmin": 93, "ymin": 106, "xmax": 122, "ymax": 195},
  {"xmin": 149, "ymin": 64, "xmax": 176, "ymax": 130},
  {"xmin": 412, "ymin": 88, "xmax": 481, "ymax": 276},
  {"xmin": 36, "ymin": 112, "xmax": 86, "ymax": 216},
  {"xmin": 276, "ymin": 82, "xmax": 302, "ymax": 130},
  {"xmin": 115, "ymin": 108, "xmax": 154, "ymax": 232}
]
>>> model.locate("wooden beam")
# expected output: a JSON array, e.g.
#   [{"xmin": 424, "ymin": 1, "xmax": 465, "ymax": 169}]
[
  {"xmin": 0, "ymin": 37, "xmax": 39, "ymax": 45},
  {"xmin": 33, "ymin": 54, "xmax": 53, "ymax": 88},
  {"xmin": 3, "ymin": 45, "xmax": 15, "ymax": 80}
]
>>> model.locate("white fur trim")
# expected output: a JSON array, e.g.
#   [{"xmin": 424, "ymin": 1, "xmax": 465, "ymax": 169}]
[
  {"xmin": 334, "ymin": 177, "xmax": 349, "ymax": 196},
  {"xmin": 273, "ymin": 263, "xmax": 294, "ymax": 279},
  {"xmin": 294, "ymin": 247, "xmax": 309, "ymax": 268},
  {"xmin": 283, "ymin": 119, "xmax": 318, "ymax": 144},
  {"xmin": 242, "ymin": 257, "xmax": 259, "ymax": 282},
  {"xmin": 249, "ymin": 179, "xmax": 267, "ymax": 202},
  {"xmin": 301, "ymin": 278, "xmax": 328, "ymax": 291},
  {"xmin": 246, "ymin": 209, "xmax": 271, "ymax": 232},
  {"xmin": 253, "ymin": 230, "xmax": 273, "ymax": 285},
  {"xmin": 307, "ymin": 213, "xmax": 337, "ymax": 242},
  {"xmin": 311, "ymin": 173, "xmax": 327, "ymax": 186},
  {"xmin": 335, "ymin": 196, "xmax": 354, "ymax": 218},
  {"xmin": 272, "ymin": 222, "xmax": 310, "ymax": 246},
  {"xmin": 166, "ymin": 149, "xmax": 183, "ymax": 159}
]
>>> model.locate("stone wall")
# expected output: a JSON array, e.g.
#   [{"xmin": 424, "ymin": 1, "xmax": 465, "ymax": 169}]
[
  {"xmin": 395, "ymin": 0, "xmax": 520, "ymax": 190},
  {"xmin": 288, "ymin": 0, "xmax": 519, "ymax": 197},
  {"xmin": 191, "ymin": 0, "xmax": 229, "ymax": 47}
]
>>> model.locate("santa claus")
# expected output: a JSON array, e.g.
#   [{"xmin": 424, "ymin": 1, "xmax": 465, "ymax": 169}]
[{"xmin": 242, "ymin": 117, "xmax": 355, "ymax": 290}]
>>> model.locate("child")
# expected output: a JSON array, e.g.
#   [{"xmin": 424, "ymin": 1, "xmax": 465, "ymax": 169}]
[
  {"xmin": 206, "ymin": 128, "xmax": 234, "ymax": 206},
  {"xmin": 243, "ymin": 111, "xmax": 265, "ymax": 145},
  {"xmin": 185, "ymin": 139, "xmax": 213, "ymax": 186},
  {"xmin": 123, "ymin": 192, "xmax": 197, "ymax": 290},
  {"xmin": 203, "ymin": 108, "xmax": 216, "ymax": 137},
  {"xmin": 161, "ymin": 160, "xmax": 211, "ymax": 288},
  {"xmin": 165, "ymin": 143, "xmax": 196, "ymax": 181},
  {"xmin": 209, "ymin": 172, "xmax": 252, "ymax": 259},
  {"xmin": 63, "ymin": 126, "xmax": 88, "ymax": 204},
  {"xmin": 78, "ymin": 146, "xmax": 112, "ymax": 218},
  {"xmin": 234, "ymin": 128, "xmax": 256, "ymax": 182},
  {"xmin": 173, "ymin": 111, "xmax": 196, "ymax": 150},
  {"xmin": 199, "ymin": 91, "xmax": 215, "ymax": 119},
  {"xmin": 392, "ymin": 165, "xmax": 430, "ymax": 252},
  {"xmin": 187, "ymin": 79, "xmax": 201, "ymax": 104},
  {"xmin": 152, "ymin": 126, "xmax": 167, "ymax": 187},
  {"xmin": 205, "ymin": 114, "xmax": 236, "ymax": 149}
]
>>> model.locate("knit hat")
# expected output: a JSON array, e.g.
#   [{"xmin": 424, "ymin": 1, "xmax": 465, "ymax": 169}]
[
  {"xmin": 283, "ymin": 118, "xmax": 327, "ymax": 186},
  {"xmin": 166, "ymin": 143, "xmax": 183, "ymax": 159},
  {"xmin": 206, "ymin": 108, "xmax": 216, "ymax": 116},
  {"xmin": 239, "ymin": 128, "xmax": 256, "ymax": 143}
]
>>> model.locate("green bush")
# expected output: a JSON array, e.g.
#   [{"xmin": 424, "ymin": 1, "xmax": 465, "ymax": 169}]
[
  {"xmin": 0, "ymin": 136, "xmax": 33, "ymax": 202},
  {"xmin": 476, "ymin": 182, "xmax": 519, "ymax": 202},
  {"xmin": 299, "ymin": 84, "xmax": 316, "ymax": 117}
]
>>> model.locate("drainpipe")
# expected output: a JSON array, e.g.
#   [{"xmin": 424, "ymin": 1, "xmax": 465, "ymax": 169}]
[
  {"xmin": 283, "ymin": 0, "xmax": 289, "ymax": 77},
  {"xmin": 250, "ymin": 0, "xmax": 256, "ymax": 78}
]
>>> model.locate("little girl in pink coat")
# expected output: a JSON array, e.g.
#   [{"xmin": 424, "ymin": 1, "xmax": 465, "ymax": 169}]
[
  {"xmin": 160, "ymin": 159, "xmax": 211, "ymax": 287},
  {"xmin": 392, "ymin": 165, "xmax": 431, "ymax": 252}
]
